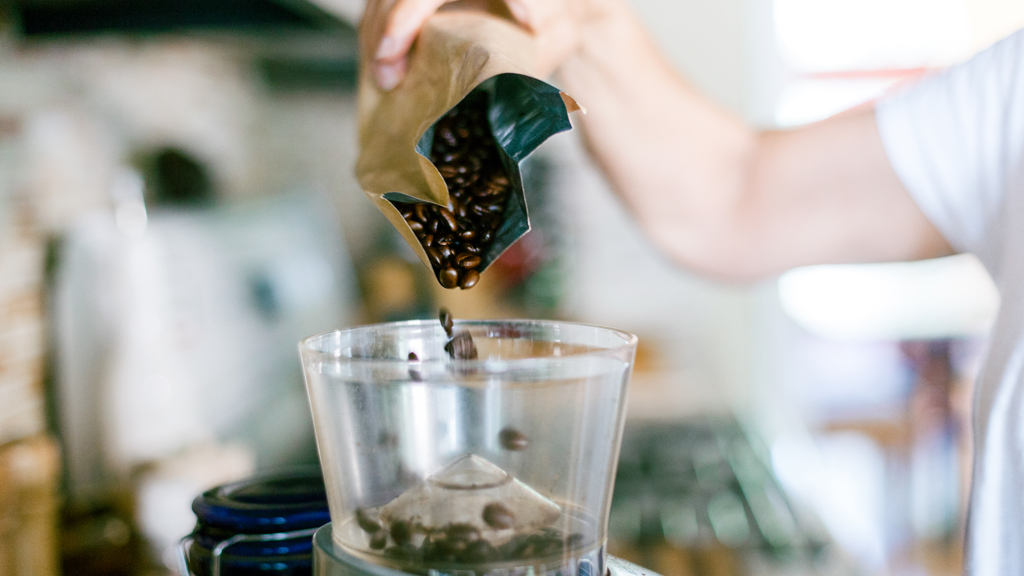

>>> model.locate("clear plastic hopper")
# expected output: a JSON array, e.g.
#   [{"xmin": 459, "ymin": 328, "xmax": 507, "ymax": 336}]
[{"xmin": 299, "ymin": 320, "xmax": 638, "ymax": 576}]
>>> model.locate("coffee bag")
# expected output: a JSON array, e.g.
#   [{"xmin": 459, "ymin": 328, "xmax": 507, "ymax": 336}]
[{"xmin": 357, "ymin": 12, "xmax": 580, "ymax": 288}]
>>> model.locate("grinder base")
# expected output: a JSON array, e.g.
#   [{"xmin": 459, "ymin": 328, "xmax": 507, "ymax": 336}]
[{"xmin": 313, "ymin": 524, "xmax": 660, "ymax": 576}]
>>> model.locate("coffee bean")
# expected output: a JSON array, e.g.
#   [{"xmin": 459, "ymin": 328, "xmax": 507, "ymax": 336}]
[
  {"xmin": 456, "ymin": 254, "xmax": 481, "ymax": 269},
  {"xmin": 426, "ymin": 247, "xmax": 442, "ymax": 268},
  {"xmin": 438, "ymin": 244, "xmax": 455, "ymax": 260},
  {"xmin": 369, "ymin": 531, "xmax": 388, "ymax": 550},
  {"xmin": 414, "ymin": 203, "xmax": 429, "ymax": 222},
  {"xmin": 482, "ymin": 502, "xmax": 515, "ymax": 529},
  {"xmin": 439, "ymin": 208, "xmax": 458, "ymax": 231},
  {"xmin": 439, "ymin": 308, "xmax": 454, "ymax": 336},
  {"xmin": 444, "ymin": 331, "xmax": 478, "ymax": 359},
  {"xmin": 459, "ymin": 539, "xmax": 497, "ymax": 563},
  {"xmin": 408, "ymin": 220, "xmax": 423, "ymax": 233},
  {"xmin": 356, "ymin": 508, "xmax": 383, "ymax": 533},
  {"xmin": 499, "ymin": 427, "xmax": 529, "ymax": 451},
  {"xmin": 459, "ymin": 229, "xmax": 477, "ymax": 241},
  {"xmin": 458, "ymin": 270, "xmax": 480, "ymax": 289},
  {"xmin": 390, "ymin": 520, "xmax": 412, "ymax": 546},
  {"xmin": 439, "ymin": 267, "xmax": 459, "ymax": 288}
]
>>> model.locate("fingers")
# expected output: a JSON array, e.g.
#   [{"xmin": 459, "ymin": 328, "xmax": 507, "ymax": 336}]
[{"xmin": 373, "ymin": 0, "xmax": 451, "ymax": 89}]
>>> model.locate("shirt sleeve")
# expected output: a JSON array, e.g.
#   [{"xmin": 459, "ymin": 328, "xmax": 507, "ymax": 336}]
[{"xmin": 875, "ymin": 28, "xmax": 1024, "ymax": 266}]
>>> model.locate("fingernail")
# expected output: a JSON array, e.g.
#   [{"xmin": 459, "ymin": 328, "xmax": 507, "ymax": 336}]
[
  {"xmin": 506, "ymin": 1, "xmax": 529, "ymax": 26},
  {"xmin": 376, "ymin": 35, "xmax": 400, "ymax": 60},
  {"xmin": 376, "ymin": 63, "xmax": 402, "ymax": 91}
]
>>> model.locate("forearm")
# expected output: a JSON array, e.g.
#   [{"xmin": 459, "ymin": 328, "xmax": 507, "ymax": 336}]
[
  {"xmin": 556, "ymin": 1, "xmax": 951, "ymax": 280},
  {"xmin": 557, "ymin": 0, "xmax": 758, "ymax": 278}
]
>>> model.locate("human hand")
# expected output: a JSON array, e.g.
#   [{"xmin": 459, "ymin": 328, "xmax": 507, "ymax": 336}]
[{"xmin": 361, "ymin": 0, "xmax": 606, "ymax": 90}]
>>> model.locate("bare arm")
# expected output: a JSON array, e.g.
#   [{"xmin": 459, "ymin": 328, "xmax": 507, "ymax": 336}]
[{"xmin": 365, "ymin": 0, "xmax": 955, "ymax": 281}]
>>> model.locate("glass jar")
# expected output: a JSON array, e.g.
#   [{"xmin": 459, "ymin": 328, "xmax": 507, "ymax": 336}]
[{"xmin": 182, "ymin": 470, "xmax": 330, "ymax": 576}]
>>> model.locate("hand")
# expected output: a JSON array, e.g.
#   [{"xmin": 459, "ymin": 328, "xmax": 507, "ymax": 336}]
[{"xmin": 361, "ymin": 0, "xmax": 606, "ymax": 90}]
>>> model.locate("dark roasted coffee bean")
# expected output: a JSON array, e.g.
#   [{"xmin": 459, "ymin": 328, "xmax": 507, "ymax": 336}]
[
  {"xmin": 408, "ymin": 220, "xmax": 423, "ymax": 233},
  {"xmin": 459, "ymin": 270, "xmax": 480, "ymax": 289},
  {"xmin": 389, "ymin": 520, "xmax": 412, "ymax": 546},
  {"xmin": 440, "ymin": 126, "xmax": 457, "ymax": 146},
  {"xmin": 414, "ymin": 203, "xmax": 429, "ymax": 222},
  {"xmin": 438, "ymin": 244, "xmax": 455, "ymax": 261},
  {"xmin": 456, "ymin": 254, "xmax": 481, "ymax": 269},
  {"xmin": 459, "ymin": 539, "xmax": 497, "ymax": 563},
  {"xmin": 439, "ymin": 267, "xmax": 459, "ymax": 289},
  {"xmin": 480, "ymin": 230, "xmax": 494, "ymax": 243},
  {"xmin": 436, "ymin": 234, "xmax": 453, "ymax": 246},
  {"xmin": 426, "ymin": 247, "xmax": 443, "ymax": 268},
  {"xmin": 439, "ymin": 208, "xmax": 458, "ymax": 231},
  {"xmin": 482, "ymin": 502, "xmax": 515, "ymax": 529},
  {"xmin": 356, "ymin": 508, "xmax": 383, "ymax": 533},
  {"xmin": 459, "ymin": 229, "xmax": 477, "ymax": 241},
  {"xmin": 464, "ymin": 244, "xmax": 482, "ymax": 254},
  {"xmin": 444, "ymin": 331, "xmax": 478, "ymax": 359},
  {"xmin": 369, "ymin": 531, "xmax": 388, "ymax": 550},
  {"xmin": 439, "ymin": 308, "xmax": 454, "ymax": 336},
  {"xmin": 439, "ymin": 165, "xmax": 458, "ymax": 178},
  {"xmin": 426, "ymin": 218, "xmax": 440, "ymax": 234},
  {"xmin": 422, "ymin": 535, "xmax": 458, "ymax": 562},
  {"xmin": 499, "ymin": 427, "xmax": 529, "ymax": 451},
  {"xmin": 422, "ymin": 234, "xmax": 434, "ymax": 247}
]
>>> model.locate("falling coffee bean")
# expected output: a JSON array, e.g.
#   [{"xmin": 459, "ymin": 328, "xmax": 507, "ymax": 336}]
[
  {"xmin": 482, "ymin": 502, "xmax": 515, "ymax": 529},
  {"xmin": 439, "ymin": 308, "xmax": 454, "ymax": 337},
  {"xmin": 356, "ymin": 508, "xmax": 383, "ymax": 533},
  {"xmin": 499, "ymin": 427, "xmax": 529, "ymax": 451}
]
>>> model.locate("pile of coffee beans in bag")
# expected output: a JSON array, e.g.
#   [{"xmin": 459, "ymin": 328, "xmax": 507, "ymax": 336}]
[{"xmin": 390, "ymin": 92, "xmax": 513, "ymax": 290}]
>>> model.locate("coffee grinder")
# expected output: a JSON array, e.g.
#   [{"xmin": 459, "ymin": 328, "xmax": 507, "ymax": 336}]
[{"xmin": 298, "ymin": 319, "xmax": 658, "ymax": 576}]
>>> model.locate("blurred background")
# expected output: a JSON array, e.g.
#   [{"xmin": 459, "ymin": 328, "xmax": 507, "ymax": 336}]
[{"xmin": 0, "ymin": 0, "xmax": 1022, "ymax": 575}]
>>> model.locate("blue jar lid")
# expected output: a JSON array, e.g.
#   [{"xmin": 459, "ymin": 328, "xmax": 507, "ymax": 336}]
[{"xmin": 192, "ymin": 469, "xmax": 330, "ymax": 535}]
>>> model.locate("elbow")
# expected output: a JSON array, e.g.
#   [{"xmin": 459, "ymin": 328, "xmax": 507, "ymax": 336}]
[{"xmin": 640, "ymin": 206, "xmax": 777, "ymax": 284}]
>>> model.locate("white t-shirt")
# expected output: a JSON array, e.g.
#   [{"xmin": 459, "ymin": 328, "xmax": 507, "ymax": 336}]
[{"xmin": 876, "ymin": 29, "xmax": 1024, "ymax": 575}]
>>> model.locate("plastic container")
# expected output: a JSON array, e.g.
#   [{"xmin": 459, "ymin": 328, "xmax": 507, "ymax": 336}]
[{"xmin": 298, "ymin": 320, "xmax": 637, "ymax": 576}]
